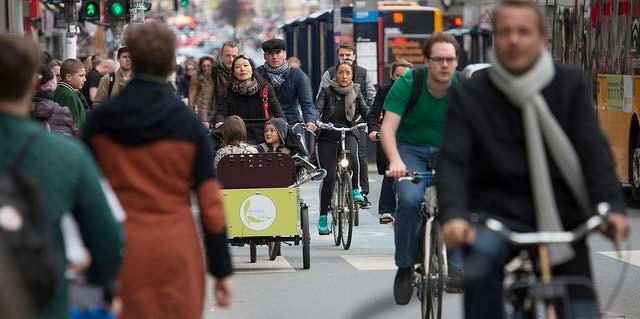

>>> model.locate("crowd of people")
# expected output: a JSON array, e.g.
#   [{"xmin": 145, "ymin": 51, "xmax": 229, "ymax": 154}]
[{"xmin": 0, "ymin": 0, "xmax": 634, "ymax": 318}]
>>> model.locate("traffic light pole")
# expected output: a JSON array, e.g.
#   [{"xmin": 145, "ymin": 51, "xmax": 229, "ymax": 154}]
[
  {"xmin": 129, "ymin": 0, "xmax": 145, "ymax": 24},
  {"xmin": 63, "ymin": 0, "xmax": 79, "ymax": 59}
]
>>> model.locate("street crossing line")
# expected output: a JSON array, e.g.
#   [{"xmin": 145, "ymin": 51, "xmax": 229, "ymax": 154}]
[
  {"xmin": 231, "ymin": 256, "xmax": 296, "ymax": 274},
  {"xmin": 340, "ymin": 255, "xmax": 396, "ymax": 271},
  {"xmin": 598, "ymin": 250, "xmax": 640, "ymax": 267}
]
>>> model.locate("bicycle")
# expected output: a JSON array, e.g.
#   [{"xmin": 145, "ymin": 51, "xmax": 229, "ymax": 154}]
[
  {"xmin": 397, "ymin": 170, "xmax": 447, "ymax": 319},
  {"xmin": 317, "ymin": 121, "xmax": 367, "ymax": 250},
  {"xmin": 474, "ymin": 202, "xmax": 613, "ymax": 319}
]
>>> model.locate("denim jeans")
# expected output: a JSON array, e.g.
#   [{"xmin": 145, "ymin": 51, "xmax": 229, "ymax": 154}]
[
  {"xmin": 378, "ymin": 175, "xmax": 396, "ymax": 214},
  {"xmin": 393, "ymin": 141, "xmax": 439, "ymax": 268},
  {"xmin": 463, "ymin": 228, "xmax": 598, "ymax": 319}
]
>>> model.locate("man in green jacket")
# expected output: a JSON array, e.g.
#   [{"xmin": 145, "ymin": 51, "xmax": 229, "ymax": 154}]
[
  {"xmin": 0, "ymin": 34, "xmax": 123, "ymax": 319},
  {"xmin": 54, "ymin": 59, "xmax": 89, "ymax": 130}
]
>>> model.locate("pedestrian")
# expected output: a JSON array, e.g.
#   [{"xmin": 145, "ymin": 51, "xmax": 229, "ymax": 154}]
[
  {"xmin": 50, "ymin": 60, "xmax": 62, "ymax": 82},
  {"xmin": 94, "ymin": 47, "xmax": 132, "ymax": 106},
  {"xmin": 188, "ymin": 56, "xmax": 214, "ymax": 112},
  {"xmin": 436, "ymin": 0, "xmax": 630, "ymax": 318},
  {"xmin": 256, "ymin": 39, "xmax": 317, "ymax": 135},
  {"xmin": 179, "ymin": 59, "xmax": 197, "ymax": 100},
  {"xmin": 31, "ymin": 64, "xmax": 80, "ymax": 137},
  {"xmin": 81, "ymin": 59, "xmax": 116, "ymax": 109},
  {"xmin": 315, "ymin": 60, "xmax": 368, "ymax": 235},
  {"xmin": 0, "ymin": 33, "xmax": 123, "ymax": 319},
  {"xmin": 53, "ymin": 59, "xmax": 89, "ymax": 130},
  {"xmin": 198, "ymin": 41, "xmax": 240, "ymax": 129},
  {"xmin": 367, "ymin": 59, "xmax": 413, "ymax": 224},
  {"xmin": 83, "ymin": 22, "xmax": 233, "ymax": 319},
  {"xmin": 214, "ymin": 55, "xmax": 284, "ymax": 144},
  {"xmin": 214, "ymin": 115, "xmax": 258, "ymax": 167},
  {"xmin": 318, "ymin": 42, "xmax": 376, "ymax": 208}
]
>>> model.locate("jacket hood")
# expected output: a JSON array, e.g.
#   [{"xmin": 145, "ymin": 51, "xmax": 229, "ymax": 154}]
[
  {"xmin": 85, "ymin": 77, "xmax": 190, "ymax": 146},
  {"xmin": 266, "ymin": 117, "xmax": 287, "ymax": 145}
]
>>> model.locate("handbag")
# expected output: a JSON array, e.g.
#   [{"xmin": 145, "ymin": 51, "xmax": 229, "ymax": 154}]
[{"xmin": 261, "ymin": 85, "xmax": 273, "ymax": 120}]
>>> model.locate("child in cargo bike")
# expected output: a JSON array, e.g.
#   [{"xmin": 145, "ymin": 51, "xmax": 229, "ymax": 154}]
[{"xmin": 214, "ymin": 116, "xmax": 258, "ymax": 168}]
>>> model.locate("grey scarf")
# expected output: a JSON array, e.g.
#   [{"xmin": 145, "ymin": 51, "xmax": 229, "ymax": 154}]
[
  {"xmin": 264, "ymin": 60, "xmax": 290, "ymax": 89},
  {"xmin": 329, "ymin": 80, "xmax": 360, "ymax": 122},
  {"xmin": 488, "ymin": 50, "xmax": 591, "ymax": 266},
  {"xmin": 231, "ymin": 78, "xmax": 260, "ymax": 96}
]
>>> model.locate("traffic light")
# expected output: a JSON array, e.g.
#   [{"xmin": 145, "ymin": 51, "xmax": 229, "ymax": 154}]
[
  {"xmin": 445, "ymin": 16, "xmax": 463, "ymax": 29},
  {"xmin": 80, "ymin": 0, "xmax": 100, "ymax": 22},
  {"xmin": 107, "ymin": 0, "xmax": 127, "ymax": 21},
  {"xmin": 174, "ymin": 0, "xmax": 189, "ymax": 10}
]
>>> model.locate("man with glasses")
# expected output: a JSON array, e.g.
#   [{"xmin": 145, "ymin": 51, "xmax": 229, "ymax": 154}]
[
  {"xmin": 95, "ymin": 47, "xmax": 132, "ymax": 106},
  {"xmin": 381, "ymin": 32, "xmax": 461, "ymax": 305}
]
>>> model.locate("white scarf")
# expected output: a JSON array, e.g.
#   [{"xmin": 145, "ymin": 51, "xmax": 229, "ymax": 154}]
[{"xmin": 488, "ymin": 50, "xmax": 592, "ymax": 266}]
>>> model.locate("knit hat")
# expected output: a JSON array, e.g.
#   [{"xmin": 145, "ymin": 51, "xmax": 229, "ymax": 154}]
[{"xmin": 39, "ymin": 64, "xmax": 54, "ymax": 85}]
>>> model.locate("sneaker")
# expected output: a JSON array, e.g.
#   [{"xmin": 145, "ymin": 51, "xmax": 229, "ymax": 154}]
[
  {"xmin": 318, "ymin": 215, "xmax": 330, "ymax": 235},
  {"xmin": 446, "ymin": 266, "xmax": 464, "ymax": 293},
  {"xmin": 379, "ymin": 212, "xmax": 394, "ymax": 224},
  {"xmin": 360, "ymin": 195, "xmax": 372, "ymax": 209},
  {"xmin": 393, "ymin": 267, "xmax": 414, "ymax": 305},
  {"xmin": 353, "ymin": 189, "xmax": 364, "ymax": 203}
]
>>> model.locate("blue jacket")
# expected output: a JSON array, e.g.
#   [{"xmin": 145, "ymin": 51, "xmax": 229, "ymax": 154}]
[{"xmin": 256, "ymin": 66, "xmax": 316, "ymax": 125}]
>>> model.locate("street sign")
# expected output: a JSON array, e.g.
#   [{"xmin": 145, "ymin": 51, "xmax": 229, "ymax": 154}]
[{"xmin": 353, "ymin": 0, "xmax": 378, "ymax": 23}]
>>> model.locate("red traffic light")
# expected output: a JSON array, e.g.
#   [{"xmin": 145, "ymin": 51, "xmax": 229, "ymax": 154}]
[{"xmin": 453, "ymin": 17, "xmax": 463, "ymax": 27}]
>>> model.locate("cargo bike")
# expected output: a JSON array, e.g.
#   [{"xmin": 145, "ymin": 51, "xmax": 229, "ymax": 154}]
[{"xmin": 217, "ymin": 151, "xmax": 324, "ymax": 270}]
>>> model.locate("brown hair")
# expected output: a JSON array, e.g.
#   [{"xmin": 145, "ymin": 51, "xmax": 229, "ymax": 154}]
[
  {"xmin": 337, "ymin": 41, "xmax": 356, "ymax": 55},
  {"xmin": 221, "ymin": 41, "xmax": 240, "ymax": 52},
  {"xmin": 60, "ymin": 59, "xmax": 86, "ymax": 82},
  {"xmin": 492, "ymin": 0, "xmax": 547, "ymax": 36},
  {"xmin": 222, "ymin": 115, "xmax": 248, "ymax": 146},
  {"xmin": 126, "ymin": 23, "xmax": 176, "ymax": 77},
  {"xmin": 391, "ymin": 59, "xmax": 413, "ymax": 77},
  {"xmin": 0, "ymin": 34, "xmax": 40, "ymax": 100},
  {"xmin": 422, "ymin": 32, "xmax": 460, "ymax": 58}
]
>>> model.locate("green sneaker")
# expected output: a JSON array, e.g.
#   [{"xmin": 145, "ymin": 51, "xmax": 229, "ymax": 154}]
[
  {"xmin": 353, "ymin": 188, "xmax": 364, "ymax": 203},
  {"xmin": 318, "ymin": 215, "xmax": 330, "ymax": 235}
]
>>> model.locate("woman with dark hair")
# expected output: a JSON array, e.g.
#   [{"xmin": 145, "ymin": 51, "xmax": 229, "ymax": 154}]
[
  {"xmin": 214, "ymin": 55, "xmax": 284, "ymax": 143},
  {"xmin": 315, "ymin": 59, "xmax": 368, "ymax": 235},
  {"xmin": 188, "ymin": 56, "xmax": 214, "ymax": 112}
]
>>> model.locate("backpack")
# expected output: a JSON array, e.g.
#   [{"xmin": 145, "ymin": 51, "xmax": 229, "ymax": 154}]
[
  {"xmin": 0, "ymin": 132, "xmax": 58, "ymax": 309},
  {"xmin": 107, "ymin": 72, "xmax": 116, "ymax": 97},
  {"xmin": 405, "ymin": 67, "xmax": 461, "ymax": 116}
]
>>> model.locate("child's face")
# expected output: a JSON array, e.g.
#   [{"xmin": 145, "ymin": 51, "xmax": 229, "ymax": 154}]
[
  {"xmin": 66, "ymin": 68, "xmax": 86, "ymax": 90},
  {"xmin": 264, "ymin": 124, "xmax": 280, "ymax": 145}
]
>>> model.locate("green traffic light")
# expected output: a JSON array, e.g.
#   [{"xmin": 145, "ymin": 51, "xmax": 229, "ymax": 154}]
[
  {"xmin": 180, "ymin": 0, "xmax": 189, "ymax": 7},
  {"xmin": 86, "ymin": 3, "xmax": 96, "ymax": 16},
  {"xmin": 110, "ymin": 2, "xmax": 125, "ymax": 17}
]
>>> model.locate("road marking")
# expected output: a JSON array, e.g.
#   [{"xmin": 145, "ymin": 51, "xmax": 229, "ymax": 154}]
[
  {"xmin": 598, "ymin": 250, "xmax": 640, "ymax": 267},
  {"xmin": 232, "ymin": 256, "xmax": 296, "ymax": 274},
  {"xmin": 341, "ymin": 255, "xmax": 396, "ymax": 271}
]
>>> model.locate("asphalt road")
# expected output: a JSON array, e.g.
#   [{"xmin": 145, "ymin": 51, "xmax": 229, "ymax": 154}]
[{"xmin": 203, "ymin": 168, "xmax": 640, "ymax": 319}]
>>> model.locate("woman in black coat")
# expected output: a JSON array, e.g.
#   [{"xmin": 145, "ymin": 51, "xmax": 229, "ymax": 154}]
[{"xmin": 214, "ymin": 55, "xmax": 283, "ymax": 144}]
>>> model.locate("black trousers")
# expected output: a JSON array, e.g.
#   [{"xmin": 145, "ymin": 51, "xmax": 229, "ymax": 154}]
[
  {"xmin": 316, "ymin": 133, "xmax": 360, "ymax": 215},
  {"xmin": 355, "ymin": 128, "xmax": 369, "ymax": 194}
]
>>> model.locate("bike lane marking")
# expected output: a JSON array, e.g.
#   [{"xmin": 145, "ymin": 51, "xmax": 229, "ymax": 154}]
[{"xmin": 598, "ymin": 250, "xmax": 640, "ymax": 267}]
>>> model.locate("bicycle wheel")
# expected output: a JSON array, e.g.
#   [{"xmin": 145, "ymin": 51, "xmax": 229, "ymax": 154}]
[
  {"xmin": 301, "ymin": 205, "xmax": 311, "ymax": 269},
  {"xmin": 341, "ymin": 171, "xmax": 354, "ymax": 250},
  {"xmin": 249, "ymin": 241, "xmax": 257, "ymax": 264},
  {"xmin": 354, "ymin": 202, "xmax": 360, "ymax": 226},
  {"xmin": 332, "ymin": 175, "xmax": 341, "ymax": 246},
  {"xmin": 423, "ymin": 224, "xmax": 443, "ymax": 319}
]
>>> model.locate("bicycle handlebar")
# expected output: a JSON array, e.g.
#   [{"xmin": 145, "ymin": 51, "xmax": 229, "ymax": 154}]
[
  {"xmin": 396, "ymin": 171, "xmax": 434, "ymax": 182},
  {"xmin": 478, "ymin": 202, "xmax": 611, "ymax": 245},
  {"xmin": 317, "ymin": 121, "xmax": 367, "ymax": 132}
]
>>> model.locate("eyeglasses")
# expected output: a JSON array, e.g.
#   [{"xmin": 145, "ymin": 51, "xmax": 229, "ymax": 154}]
[{"xmin": 428, "ymin": 57, "xmax": 457, "ymax": 64}]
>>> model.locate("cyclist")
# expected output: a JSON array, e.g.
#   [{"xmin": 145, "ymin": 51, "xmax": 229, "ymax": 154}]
[
  {"xmin": 436, "ymin": 1, "xmax": 630, "ymax": 318},
  {"xmin": 316, "ymin": 60, "xmax": 368, "ymax": 235},
  {"xmin": 381, "ymin": 32, "xmax": 460, "ymax": 305},
  {"xmin": 368, "ymin": 59, "xmax": 413, "ymax": 224},
  {"xmin": 256, "ymin": 39, "xmax": 317, "ymax": 135}
]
